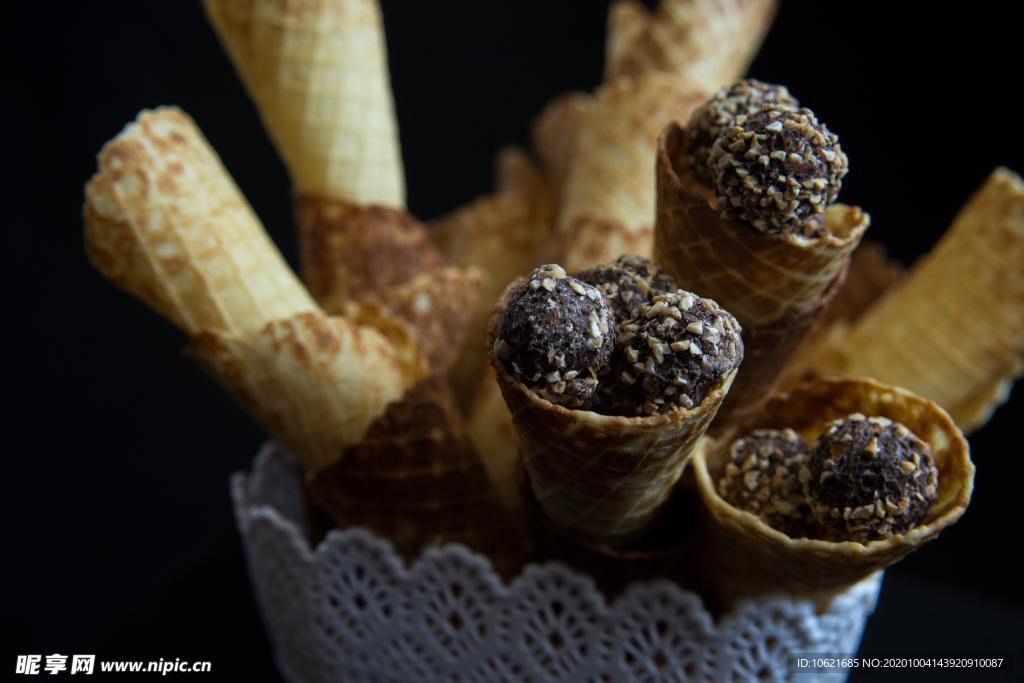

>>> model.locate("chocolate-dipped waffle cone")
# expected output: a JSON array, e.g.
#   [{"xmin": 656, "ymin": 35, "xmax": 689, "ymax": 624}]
[
  {"xmin": 487, "ymin": 280, "xmax": 737, "ymax": 548},
  {"xmin": 84, "ymin": 108, "xmax": 425, "ymax": 474},
  {"xmin": 690, "ymin": 376, "xmax": 973, "ymax": 611},
  {"xmin": 84, "ymin": 107, "xmax": 316, "ymax": 338},
  {"xmin": 654, "ymin": 121, "xmax": 869, "ymax": 421},
  {"xmin": 203, "ymin": 0, "xmax": 404, "ymax": 206},
  {"xmin": 800, "ymin": 168, "xmax": 1024, "ymax": 432},
  {"xmin": 609, "ymin": 0, "xmax": 779, "ymax": 90},
  {"xmin": 307, "ymin": 375, "xmax": 528, "ymax": 576},
  {"xmin": 558, "ymin": 75, "xmax": 707, "ymax": 272}
]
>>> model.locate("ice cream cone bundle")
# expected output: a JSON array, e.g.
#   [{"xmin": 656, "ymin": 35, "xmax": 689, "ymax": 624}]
[{"xmin": 83, "ymin": 1, "xmax": 1018, "ymax": 625}]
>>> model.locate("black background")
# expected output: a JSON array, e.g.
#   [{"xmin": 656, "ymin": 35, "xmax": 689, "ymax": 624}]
[{"xmin": 8, "ymin": 1, "xmax": 1023, "ymax": 681}]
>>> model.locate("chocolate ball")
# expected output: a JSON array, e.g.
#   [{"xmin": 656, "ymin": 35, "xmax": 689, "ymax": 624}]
[
  {"xmin": 717, "ymin": 429, "xmax": 814, "ymax": 537},
  {"xmin": 806, "ymin": 414, "xmax": 939, "ymax": 542},
  {"xmin": 683, "ymin": 79, "xmax": 799, "ymax": 184},
  {"xmin": 576, "ymin": 255, "xmax": 677, "ymax": 322},
  {"xmin": 495, "ymin": 264, "xmax": 614, "ymax": 407},
  {"xmin": 708, "ymin": 105, "xmax": 848, "ymax": 236},
  {"xmin": 600, "ymin": 290, "xmax": 743, "ymax": 416}
]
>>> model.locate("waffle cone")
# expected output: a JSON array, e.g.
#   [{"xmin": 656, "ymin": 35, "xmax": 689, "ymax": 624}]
[
  {"xmin": 558, "ymin": 75, "xmax": 706, "ymax": 272},
  {"xmin": 203, "ymin": 0, "xmax": 404, "ymax": 206},
  {"xmin": 487, "ymin": 280, "xmax": 737, "ymax": 547},
  {"xmin": 432, "ymin": 183, "xmax": 556, "ymax": 406},
  {"xmin": 188, "ymin": 310, "xmax": 424, "ymax": 473},
  {"xmin": 690, "ymin": 376, "xmax": 973, "ymax": 610},
  {"xmin": 604, "ymin": 1, "xmax": 651, "ymax": 81},
  {"xmin": 711, "ymin": 266, "xmax": 847, "ymax": 432},
  {"xmin": 823, "ymin": 168, "xmax": 1024, "ymax": 432},
  {"xmin": 296, "ymin": 193, "xmax": 479, "ymax": 373},
  {"xmin": 817, "ymin": 241, "xmax": 907, "ymax": 329},
  {"xmin": 306, "ymin": 375, "xmax": 527, "ymax": 575},
  {"xmin": 531, "ymin": 92, "xmax": 591, "ymax": 200},
  {"xmin": 654, "ymin": 121, "xmax": 869, "ymax": 327},
  {"xmin": 85, "ymin": 107, "xmax": 316, "ymax": 338},
  {"xmin": 609, "ymin": 0, "xmax": 778, "ymax": 90}
]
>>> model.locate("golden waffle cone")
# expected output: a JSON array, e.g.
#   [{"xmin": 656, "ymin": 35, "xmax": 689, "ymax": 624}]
[
  {"xmin": 609, "ymin": 0, "xmax": 778, "ymax": 89},
  {"xmin": 307, "ymin": 375, "xmax": 528, "ymax": 576},
  {"xmin": 494, "ymin": 146, "xmax": 551, "ymax": 200},
  {"xmin": 85, "ymin": 107, "xmax": 316, "ymax": 338},
  {"xmin": 531, "ymin": 92, "xmax": 592, "ymax": 201},
  {"xmin": 808, "ymin": 168, "xmax": 1024, "ymax": 432},
  {"xmin": 487, "ymin": 280, "xmax": 738, "ymax": 548},
  {"xmin": 654, "ymin": 121, "xmax": 869, "ymax": 328},
  {"xmin": 188, "ymin": 309, "xmax": 424, "ymax": 473},
  {"xmin": 690, "ymin": 376, "xmax": 973, "ymax": 611},
  {"xmin": 604, "ymin": 1, "xmax": 651, "ymax": 81},
  {"xmin": 558, "ymin": 75, "xmax": 706, "ymax": 272},
  {"xmin": 204, "ymin": 0, "xmax": 404, "ymax": 206},
  {"xmin": 432, "ymin": 174, "xmax": 557, "ymax": 407},
  {"xmin": 295, "ymin": 193, "xmax": 480, "ymax": 374}
]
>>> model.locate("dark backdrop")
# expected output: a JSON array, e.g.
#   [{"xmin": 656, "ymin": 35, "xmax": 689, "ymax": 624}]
[{"xmin": 8, "ymin": 1, "xmax": 1022, "ymax": 680}]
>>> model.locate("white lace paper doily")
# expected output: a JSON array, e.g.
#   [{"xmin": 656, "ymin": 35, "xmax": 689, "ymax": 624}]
[{"xmin": 233, "ymin": 443, "xmax": 882, "ymax": 683}]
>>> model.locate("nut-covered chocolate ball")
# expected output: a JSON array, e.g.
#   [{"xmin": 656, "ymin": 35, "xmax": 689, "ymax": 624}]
[
  {"xmin": 683, "ymin": 79, "xmax": 799, "ymax": 184},
  {"xmin": 806, "ymin": 414, "xmax": 938, "ymax": 542},
  {"xmin": 576, "ymin": 255, "xmax": 677, "ymax": 322},
  {"xmin": 495, "ymin": 264, "xmax": 614, "ymax": 407},
  {"xmin": 717, "ymin": 429, "xmax": 814, "ymax": 537},
  {"xmin": 708, "ymin": 105, "xmax": 848, "ymax": 235},
  {"xmin": 601, "ymin": 290, "xmax": 743, "ymax": 416}
]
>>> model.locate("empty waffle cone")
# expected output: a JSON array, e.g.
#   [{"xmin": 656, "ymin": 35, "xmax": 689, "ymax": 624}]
[
  {"xmin": 85, "ymin": 107, "xmax": 424, "ymax": 474},
  {"xmin": 800, "ymin": 168, "xmax": 1024, "ymax": 432},
  {"xmin": 307, "ymin": 375, "xmax": 527, "ymax": 575},
  {"xmin": 85, "ymin": 107, "xmax": 316, "ymax": 338},
  {"xmin": 432, "ymin": 166, "xmax": 556, "ymax": 407},
  {"xmin": 466, "ymin": 367, "xmax": 523, "ymax": 512},
  {"xmin": 189, "ymin": 309, "xmax": 424, "ymax": 473},
  {"xmin": 487, "ymin": 280, "xmax": 738, "ymax": 548},
  {"xmin": 604, "ymin": 1, "xmax": 651, "ymax": 81},
  {"xmin": 609, "ymin": 0, "xmax": 779, "ymax": 90},
  {"xmin": 558, "ymin": 75, "xmax": 706, "ymax": 272},
  {"xmin": 691, "ymin": 376, "xmax": 973, "ymax": 611},
  {"xmin": 531, "ymin": 92, "xmax": 591, "ymax": 200},
  {"xmin": 295, "ymin": 193, "xmax": 481, "ymax": 374},
  {"xmin": 204, "ymin": 0, "xmax": 404, "ymax": 207}
]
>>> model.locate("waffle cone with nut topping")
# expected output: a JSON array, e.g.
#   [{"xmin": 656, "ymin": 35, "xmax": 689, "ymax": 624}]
[
  {"xmin": 690, "ymin": 376, "xmax": 974, "ymax": 611},
  {"xmin": 790, "ymin": 168, "xmax": 1024, "ymax": 432},
  {"xmin": 608, "ymin": 0, "xmax": 779, "ymax": 91},
  {"xmin": 84, "ymin": 107, "xmax": 425, "ymax": 474},
  {"xmin": 487, "ymin": 280, "xmax": 738, "ymax": 548},
  {"xmin": 306, "ymin": 375, "xmax": 527, "ymax": 576},
  {"xmin": 203, "ymin": 0, "xmax": 403, "ymax": 206},
  {"xmin": 654, "ymin": 121, "xmax": 869, "ymax": 423},
  {"xmin": 557, "ymin": 74, "xmax": 707, "ymax": 272}
]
